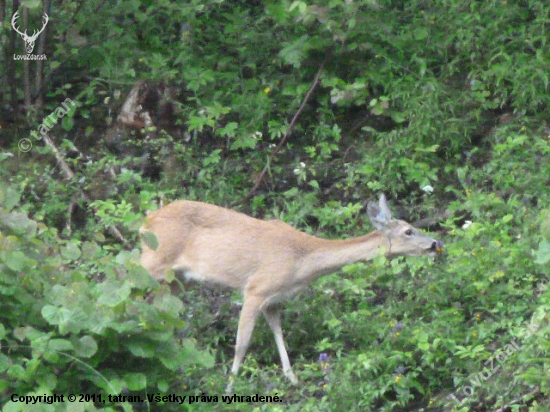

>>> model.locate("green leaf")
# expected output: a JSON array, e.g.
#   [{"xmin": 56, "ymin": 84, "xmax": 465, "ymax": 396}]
[
  {"xmin": 0, "ymin": 212, "xmax": 37, "ymax": 235},
  {"xmin": 108, "ymin": 379, "xmax": 124, "ymax": 395},
  {"xmin": 534, "ymin": 239, "xmax": 550, "ymax": 265},
  {"xmin": 414, "ymin": 144, "xmax": 440, "ymax": 153},
  {"xmin": 42, "ymin": 305, "xmax": 72, "ymax": 326},
  {"xmin": 37, "ymin": 373, "xmax": 57, "ymax": 391},
  {"xmin": 73, "ymin": 335, "xmax": 98, "ymax": 358},
  {"xmin": 417, "ymin": 332, "xmax": 430, "ymax": 350},
  {"xmin": 108, "ymin": 320, "xmax": 138, "ymax": 334},
  {"xmin": 181, "ymin": 340, "xmax": 215, "ymax": 368},
  {"xmin": 2, "ymin": 186, "xmax": 21, "ymax": 211},
  {"xmin": 141, "ymin": 231, "xmax": 159, "ymax": 251},
  {"xmin": 502, "ymin": 214, "xmax": 513, "ymax": 223},
  {"xmin": 4, "ymin": 251, "xmax": 27, "ymax": 271},
  {"xmin": 115, "ymin": 250, "xmax": 136, "ymax": 265},
  {"xmin": 289, "ymin": 1, "xmax": 307, "ymax": 13},
  {"xmin": 414, "ymin": 28, "xmax": 429, "ymax": 40},
  {"xmin": 157, "ymin": 346, "xmax": 183, "ymax": 371},
  {"xmin": 217, "ymin": 121, "xmax": 238, "ymax": 138},
  {"xmin": 127, "ymin": 266, "xmax": 158, "ymax": 289},
  {"xmin": 97, "ymin": 281, "xmax": 132, "ymax": 307},
  {"xmin": 59, "ymin": 307, "xmax": 90, "ymax": 335},
  {"xmin": 7, "ymin": 364, "xmax": 25, "ymax": 380},
  {"xmin": 124, "ymin": 372, "xmax": 147, "ymax": 390},
  {"xmin": 390, "ymin": 112, "xmax": 406, "ymax": 123},
  {"xmin": 125, "ymin": 338, "xmax": 156, "ymax": 358},
  {"xmin": 0, "ymin": 353, "xmax": 10, "ymax": 373},
  {"xmin": 62, "ymin": 115, "xmax": 75, "ymax": 132},
  {"xmin": 81, "ymin": 241, "xmax": 101, "ymax": 259},
  {"xmin": 158, "ymin": 340, "xmax": 214, "ymax": 371},
  {"xmin": 158, "ymin": 380, "xmax": 170, "ymax": 392},
  {"xmin": 229, "ymin": 135, "xmax": 258, "ymax": 151},
  {"xmin": 153, "ymin": 294, "xmax": 184, "ymax": 317},
  {"xmin": 279, "ymin": 35, "xmax": 310, "ymax": 68},
  {"xmin": 13, "ymin": 326, "xmax": 47, "ymax": 342},
  {"xmin": 61, "ymin": 242, "xmax": 82, "ymax": 261},
  {"xmin": 47, "ymin": 339, "xmax": 73, "ymax": 352}
]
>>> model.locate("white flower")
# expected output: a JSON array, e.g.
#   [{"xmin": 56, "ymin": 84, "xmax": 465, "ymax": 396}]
[
  {"xmin": 462, "ymin": 220, "xmax": 473, "ymax": 229},
  {"xmin": 293, "ymin": 162, "xmax": 306, "ymax": 175},
  {"xmin": 422, "ymin": 185, "xmax": 434, "ymax": 193}
]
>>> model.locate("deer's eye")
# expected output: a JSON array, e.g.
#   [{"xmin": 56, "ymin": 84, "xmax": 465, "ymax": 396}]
[{"xmin": 405, "ymin": 229, "xmax": 413, "ymax": 236}]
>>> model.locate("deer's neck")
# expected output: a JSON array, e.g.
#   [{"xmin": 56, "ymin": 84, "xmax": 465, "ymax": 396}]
[{"xmin": 297, "ymin": 230, "xmax": 390, "ymax": 282}]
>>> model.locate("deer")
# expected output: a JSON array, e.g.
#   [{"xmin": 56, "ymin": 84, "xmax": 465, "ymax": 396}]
[{"xmin": 140, "ymin": 194, "xmax": 443, "ymax": 391}]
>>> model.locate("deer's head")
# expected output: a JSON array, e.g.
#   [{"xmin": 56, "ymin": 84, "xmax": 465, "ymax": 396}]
[{"xmin": 367, "ymin": 194, "xmax": 444, "ymax": 257}]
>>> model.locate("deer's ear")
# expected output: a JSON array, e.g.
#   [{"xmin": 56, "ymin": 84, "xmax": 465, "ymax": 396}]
[
  {"xmin": 367, "ymin": 194, "xmax": 393, "ymax": 231},
  {"xmin": 378, "ymin": 194, "xmax": 393, "ymax": 220}
]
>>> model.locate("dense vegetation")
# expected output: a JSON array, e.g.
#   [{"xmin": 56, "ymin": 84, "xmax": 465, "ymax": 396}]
[{"xmin": 1, "ymin": 0, "xmax": 549, "ymax": 410}]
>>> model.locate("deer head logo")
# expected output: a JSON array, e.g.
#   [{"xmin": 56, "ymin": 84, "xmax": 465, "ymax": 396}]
[{"xmin": 11, "ymin": 11, "xmax": 49, "ymax": 54}]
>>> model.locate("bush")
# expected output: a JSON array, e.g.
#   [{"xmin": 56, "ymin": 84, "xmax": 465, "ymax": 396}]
[
  {"xmin": 0, "ymin": 177, "xmax": 214, "ymax": 411},
  {"xmin": 2, "ymin": 0, "xmax": 550, "ymax": 410}
]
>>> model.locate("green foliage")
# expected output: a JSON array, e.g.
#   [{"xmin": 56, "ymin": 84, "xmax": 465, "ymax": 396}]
[
  {"xmin": 0, "ymin": 179, "xmax": 214, "ymax": 411},
  {"xmin": 2, "ymin": 0, "xmax": 550, "ymax": 410}
]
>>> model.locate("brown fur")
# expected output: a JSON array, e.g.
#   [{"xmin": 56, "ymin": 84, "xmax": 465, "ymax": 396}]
[{"xmin": 140, "ymin": 195, "xmax": 441, "ymax": 390}]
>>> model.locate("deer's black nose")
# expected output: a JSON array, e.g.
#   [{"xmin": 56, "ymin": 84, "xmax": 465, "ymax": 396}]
[{"xmin": 431, "ymin": 240, "xmax": 444, "ymax": 252}]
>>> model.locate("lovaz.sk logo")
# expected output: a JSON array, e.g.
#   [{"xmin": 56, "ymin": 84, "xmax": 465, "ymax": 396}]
[{"xmin": 11, "ymin": 10, "xmax": 48, "ymax": 60}]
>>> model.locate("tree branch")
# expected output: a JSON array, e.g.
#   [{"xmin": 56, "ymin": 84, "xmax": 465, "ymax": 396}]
[
  {"xmin": 42, "ymin": 133, "xmax": 130, "ymax": 247},
  {"xmin": 233, "ymin": 48, "xmax": 333, "ymax": 206}
]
